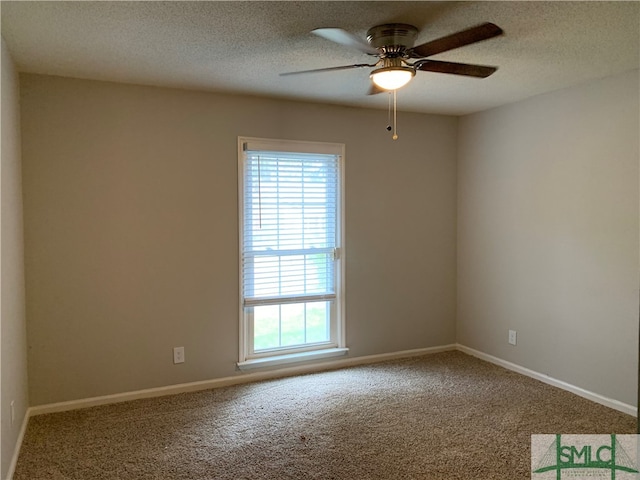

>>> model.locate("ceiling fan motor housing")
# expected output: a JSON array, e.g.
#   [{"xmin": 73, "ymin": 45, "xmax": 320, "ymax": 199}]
[{"xmin": 366, "ymin": 24, "xmax": 418, "ymax": 57}]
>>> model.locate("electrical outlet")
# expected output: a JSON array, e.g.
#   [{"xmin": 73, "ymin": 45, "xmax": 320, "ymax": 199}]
[
  {"xmin": 508, "ymin": 330, "xmax": 517, "ymax": 346},
  {"xmin": 173, "ymin": 346, "xmax": 185, "ymax": 364}
]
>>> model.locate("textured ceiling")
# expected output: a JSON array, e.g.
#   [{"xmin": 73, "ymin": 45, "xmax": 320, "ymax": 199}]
[{"xmin": 1, "ymin": 1, "xmax": 639, "ymax": 115}]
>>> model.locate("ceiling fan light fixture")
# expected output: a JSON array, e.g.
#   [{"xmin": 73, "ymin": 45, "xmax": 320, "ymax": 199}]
[{"xmin": 370, "ymin": 66, "xmax": 415, "ymax": 90}]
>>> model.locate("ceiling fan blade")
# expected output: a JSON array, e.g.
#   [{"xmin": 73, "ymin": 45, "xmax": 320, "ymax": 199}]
[
  {"xmin": 414, "ymin": 60, "xmax": 497, "ymax": 78},
  {"xmin": 410, "ymin": 22, "xmax": 503, "ymax": 58},
  {"xmin": 280, "ymin": 64, "xmax": 375, "ymax": 76},
  {"xmin": 312, "ymin": 28, "xmax": 379, "ymax": 55}
]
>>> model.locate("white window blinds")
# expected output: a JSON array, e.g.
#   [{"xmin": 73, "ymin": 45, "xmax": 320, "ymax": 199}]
[{"xmin": 242, "ymin": 149, "xmax": 339, "ymax": 307}]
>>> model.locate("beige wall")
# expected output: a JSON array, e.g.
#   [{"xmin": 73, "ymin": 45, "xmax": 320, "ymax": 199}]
[
  {"xmin": 1, "ymin": 38, "xmax": 29, "ymax": 479},
  {"xmin": 19, "ymin": 68, "xmax": 637, "ymax": 411},
  {"xmin": 20, "ymin": 74, "xmax": 458, "ymax": 406},
  {"xmin": 457, "ymin": 69, "xmax": 639, "ymax": 406}
]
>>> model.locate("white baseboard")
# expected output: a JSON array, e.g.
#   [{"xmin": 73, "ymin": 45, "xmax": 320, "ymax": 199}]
[
  {"xmin": 456, "ymin": 344, "xmax": 637, "ymax": 417},
  {"xmin": 26, "ymin": 343, "xmax": 638, "ymax": 418},
  {"xmin": 29, "ymin": 344, "xmax": 457, "ymax": 416},
  {"xmin": 5, "ymin": 407, "xmax": 30, "ymax": 480}
]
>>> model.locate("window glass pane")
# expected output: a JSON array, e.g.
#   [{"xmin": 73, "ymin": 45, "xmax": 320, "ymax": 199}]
[
  {"xmin": 253, "ymin": 305, "xmax": 280, "ymax": 351},
  {"xmin": 280, "ymin": 303, "xmax": 305, "ymax": 347},
  {"xmin": 306, "ymin": 301, "xmax": 330, "ymax": 344},
  {"xmin": 252, "ymin": 301, "xmax": 331, "ymax": 352}
]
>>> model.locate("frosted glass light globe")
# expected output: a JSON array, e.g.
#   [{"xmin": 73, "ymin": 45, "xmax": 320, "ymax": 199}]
[{"xmin": 371, "ymin": 67, "xmax": 415, "ymax": 90}]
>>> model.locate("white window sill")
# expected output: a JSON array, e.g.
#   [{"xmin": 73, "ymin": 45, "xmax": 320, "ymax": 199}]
[{"xmin": 237, "ymin": 347, "xmax": 349, "ymax": 371}]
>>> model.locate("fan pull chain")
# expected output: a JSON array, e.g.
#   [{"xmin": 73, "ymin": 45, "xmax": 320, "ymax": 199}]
[
  {"xmin": 384, "ymin": 90, "xmax": 399, "ymax": 140},
  {"xmin": 392, "ymin": 89, "xmax": 398, "ymax": 140},
  {"xmin": 386, "ymin": 92, "xmax": 392, "ymax": 132}
]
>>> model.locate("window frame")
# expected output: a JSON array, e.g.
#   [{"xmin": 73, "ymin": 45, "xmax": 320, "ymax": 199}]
[{"xmin": 237, "ymin": 137, "xmax": 347, "ymax": 369}]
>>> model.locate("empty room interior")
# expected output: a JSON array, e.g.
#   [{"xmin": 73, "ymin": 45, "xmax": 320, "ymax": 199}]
[{"xmin": 1, "ymin": 1, "xmax": 639, "ymax": 479}]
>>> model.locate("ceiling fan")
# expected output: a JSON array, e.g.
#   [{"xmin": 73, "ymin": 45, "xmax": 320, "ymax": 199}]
[{"xmin": 282, "ymin": 22, "xmax": 503, "ymax": 93}]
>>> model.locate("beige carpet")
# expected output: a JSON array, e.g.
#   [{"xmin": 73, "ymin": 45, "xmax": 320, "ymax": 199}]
[{"xmin": 14, "ymin": 351, "xmax": 635, "ymax": 479}]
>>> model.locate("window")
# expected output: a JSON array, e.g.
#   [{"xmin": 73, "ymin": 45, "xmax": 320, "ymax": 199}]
[{"xmin": 238, "ymin": 137, "xmax": 346, "ymax": 369}]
